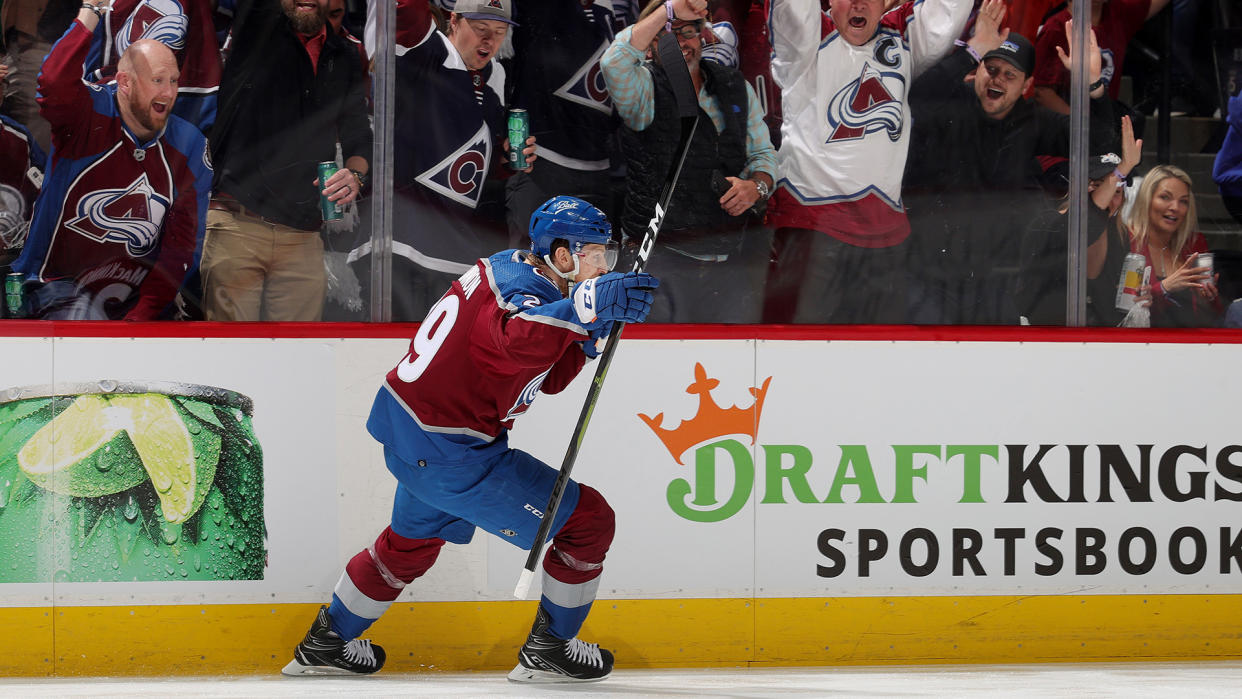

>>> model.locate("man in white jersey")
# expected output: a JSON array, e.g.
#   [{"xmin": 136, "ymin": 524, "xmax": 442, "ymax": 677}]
[{"xmin": 762, "ymin": 0, "xmax": 969, "ymax": 324}]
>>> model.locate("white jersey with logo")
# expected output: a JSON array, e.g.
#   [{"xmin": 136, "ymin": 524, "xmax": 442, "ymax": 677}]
[{"xmin": 766, "ymin": 0, "xmax": 968, "ymax": 247}]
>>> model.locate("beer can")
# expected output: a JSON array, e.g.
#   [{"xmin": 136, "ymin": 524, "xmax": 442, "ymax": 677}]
[
  {"xmin": 1115, "ymin": 252, "xmax": 1145, "ymax": 311},
  {"xmin": 317, "ymin": 161, "xmax": 343, "ymax": 222},
  {"xmin": 1196, "ymin": 252, "xmax": 1214, "ymax": 286},
  {"xmin": 507, "ymin": 108, "xmax": 529, "ymax": 170},
  {"xmin": 5, "ymin": 272, "xmax": 24, "ymax": 319}
]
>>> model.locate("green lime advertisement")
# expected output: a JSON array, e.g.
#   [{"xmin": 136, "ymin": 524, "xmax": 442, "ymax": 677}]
[{"xmin": 0, "ymin": 382, "xmax": 265, "ymax": 582}]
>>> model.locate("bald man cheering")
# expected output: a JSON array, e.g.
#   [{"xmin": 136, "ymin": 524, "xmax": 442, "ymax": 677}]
[{"xmin": 10, "ymin": 4, "xmax": 212, "ymax": 321}]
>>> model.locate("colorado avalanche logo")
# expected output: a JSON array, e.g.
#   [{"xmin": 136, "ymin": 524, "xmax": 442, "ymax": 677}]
[
  {"xmin": 553, "ymin": 43, "xmax": 612, "ymax": 114},
  {"xmin": 415, "ymin": 123, "xmax": 492, "ymax": 208},
  {"xmin": 825, "ymin": 64, "xmax": 903, "ymax": 143},
  {"xmin": 65, "ymin": 174, "xmax": 168, "ymax": 257},
  {"xmin": 504, "ymin": 368, "xmax": 551, "ymax": 421},
  {"xmin": 486, "ymin": 0, "xmax": 504, "ymax": 8},
  {"xmin": 116, "ymin": 0, "xmax": 189, "ymax": 55}
]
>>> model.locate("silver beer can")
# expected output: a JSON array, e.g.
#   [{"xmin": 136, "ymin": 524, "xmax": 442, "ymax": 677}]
[{"xmin": 1196, "ymin": 252, "xmax": 1214, "ymax": 287}]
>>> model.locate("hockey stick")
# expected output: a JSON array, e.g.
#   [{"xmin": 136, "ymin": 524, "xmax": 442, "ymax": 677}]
[{"xmin": 514, "ymin": 32, "xmax": 700, "ymax": 599}]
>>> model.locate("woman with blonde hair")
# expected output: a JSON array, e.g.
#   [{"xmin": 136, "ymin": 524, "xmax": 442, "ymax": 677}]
[{"xmin": 1122, "ymin": 164, "xmax": 1224, "ymax": 326}]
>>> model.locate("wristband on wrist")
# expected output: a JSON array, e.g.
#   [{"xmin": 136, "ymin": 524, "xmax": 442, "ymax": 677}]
[
  {"xmin": 80, "ymin": 2, "xmax": 104, "ymax": 17},
  {"xmin": 963, "ymin": 43, "xmax": 982, "ymax": 63},
  {"xmin": 664, "ymin": 0, "xmax": 675, "ymax": 32},
  {"xmin": 1088, "ymin": 76, "xmax": 1108, "ymax": 92}
]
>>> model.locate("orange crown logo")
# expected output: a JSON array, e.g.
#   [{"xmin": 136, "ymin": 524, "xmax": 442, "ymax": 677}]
[{"xmin": 638, "ymin": 362, "xmax": 771, "ymax": 464}]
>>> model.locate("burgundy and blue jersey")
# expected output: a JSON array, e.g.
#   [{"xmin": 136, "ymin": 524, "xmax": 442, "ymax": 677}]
[
  {"xmin": 369, "ymin": 250, "xmax": 591, "ymax": 465},
  {"xmin": 13, "ymin": 20, "xmax": 212, "ymax": 320}
]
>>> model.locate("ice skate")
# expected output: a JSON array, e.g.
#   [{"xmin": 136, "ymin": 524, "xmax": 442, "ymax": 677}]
[
  {"xmin": 507, "ymin": 607, "xmax": 613, "ymax": 683},
  {"xmin": 281, "ymin": 605, "xmax": 386, "ymax": 676}
]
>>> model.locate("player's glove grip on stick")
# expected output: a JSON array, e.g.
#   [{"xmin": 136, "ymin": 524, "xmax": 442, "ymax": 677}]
[
  {"xmin": 580, "ymin": 320, "xmax": 615, "ymax": 359},
  {"xmin": 572, "ymin": 272, "xmax": 660, "ymax": 329}
]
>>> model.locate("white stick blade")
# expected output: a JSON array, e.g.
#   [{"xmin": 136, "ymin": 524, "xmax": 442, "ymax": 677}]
[{"xmin": 513, "ymin": 569, "xmax": 535, "ymax": 600}]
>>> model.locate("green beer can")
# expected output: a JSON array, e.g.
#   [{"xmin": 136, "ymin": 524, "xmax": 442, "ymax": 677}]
[
  {"xmin": 317, "ymin": 161, "xmax": 343, "ymax": 221},
  {"xmin": 507, "ymin": 109, "xmax": 529, "ymax": 170},
  {"xmin": 0, "ymin": 381, "xmax": 266, "ymax": 582},
  {"xmin": 4, "ymin": 272, "xmax": 22, "ymax": 318}
]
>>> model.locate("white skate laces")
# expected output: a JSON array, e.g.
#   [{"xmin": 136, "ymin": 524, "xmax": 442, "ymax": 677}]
[
  {"xmin": 342, "ymin": 638, "xmax": 379, "ymax": 668},
  {"xmin": 564, "ymin": 637, "xmax": 604, "ymax": 668}
]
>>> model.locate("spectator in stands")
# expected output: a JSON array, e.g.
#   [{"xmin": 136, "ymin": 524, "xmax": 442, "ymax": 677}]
[
  {"xmin": 762, "ymin": 0, "xmax": 970, "ymax": 325},
  {"xmin": 1017, "ymin": 115, "xmax": 1141, "ymax": 326},
  {"xmin": 0, "ymin": 60, "xmax": 45, "ymax": 241},
  {"xmin": 903, "ymin": 9, "xmax": 1117, "ymax": 324},
  {"xmin": 1213, "ymin": 91, "xmax": 1242, "ymax": 227},
  {"xmin": 1116, "ymin": 164, "xmax": 1223, "ymax": 327},
  {"xmin": 602, "ymin": 0, "xmax": 776, "ymax": 323},
  {"xmin": 349, "ymin": 0, "xmax": 535, "ymax": 322},
  {"xmin": 0, "ymin": 0, "xmax": 77, "ymax": 152},
  {"xmin": 503, "ymin": 0, "xmax": 634, "ymax": 250},
  {"xmin": 10, "ymin": 12, "xmax": 212, "ymax": 320},
  {"xmin": 1032, "ymin": 0, "xmax": 1170, "ymax": 115},
  {"xmin": 205, "ymin": 0, "xmax": 371, "ymax": 322},
  {"xmin": 327, "ymin": 0, "xmax": 368, "ymax": 70}
]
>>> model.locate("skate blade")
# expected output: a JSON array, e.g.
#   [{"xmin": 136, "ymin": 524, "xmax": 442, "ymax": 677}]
[
  {"xmin": 281, "ymin": 658, "xmax": 374, "ymax": 677},
  {"xmin": 507, "ymin": 664, "xmax": 610, "ymax": 684}
]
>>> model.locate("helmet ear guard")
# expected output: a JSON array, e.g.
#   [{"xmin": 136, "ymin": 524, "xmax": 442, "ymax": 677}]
[{"xmin": 529, "ymin": 196, "xmax": 616, "ymax": 282}]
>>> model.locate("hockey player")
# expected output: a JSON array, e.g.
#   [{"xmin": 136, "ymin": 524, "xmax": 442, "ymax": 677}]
[{"xmin": 283, "ymin": 195, "xmax": 659, "ymax": 682}]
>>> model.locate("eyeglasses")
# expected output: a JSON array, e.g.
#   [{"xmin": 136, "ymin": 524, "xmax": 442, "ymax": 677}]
[{"xmin": 575, "ymin": 242, "xmax": 619, "ymax": 271}]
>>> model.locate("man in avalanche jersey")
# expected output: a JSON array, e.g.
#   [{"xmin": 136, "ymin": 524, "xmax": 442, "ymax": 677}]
[
  {"xmin": 762, "ymin": 0, "xmax": 970, "ymax": 324},
  {"xmin": 11, "ymin": 1, "xmax": 211, "ymax": 320},
  {"xmin": 347, "ymin": 0, "xmax": 537, "ymax": 322},
  {"xmin": 284, "ymin": 195, "xmax": 659, "ymax": 683}
]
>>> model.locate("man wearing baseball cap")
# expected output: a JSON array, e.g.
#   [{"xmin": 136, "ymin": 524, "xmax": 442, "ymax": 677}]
[
  {"xmin": 350, "ymin": 0, "xmax": 537, "ymax": 322},
  {"xmin": 903, "ymin": 0, "xmax": 1119, "ymax": 324},
  {"xmin": 454, "ymin": 0, "xmax": 518, "ymax": 25}
]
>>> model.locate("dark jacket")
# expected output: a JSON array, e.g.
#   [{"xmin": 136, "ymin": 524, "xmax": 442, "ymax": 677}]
[
  {"xmin": 210, "ymin": 0, "xmax": 371, "ymax": 231},
  {"xmin": 620, "ymin": 59, "xmax": 750, "ymax": 256},
  {"xmin": 903, "ymin": 47, "xmax": 1118, "ymax": 317}
]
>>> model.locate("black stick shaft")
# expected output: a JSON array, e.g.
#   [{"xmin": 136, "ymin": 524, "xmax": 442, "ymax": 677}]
[{"xmin": 515, "ymin": 34, "xmax": 700, "ymax": 597}]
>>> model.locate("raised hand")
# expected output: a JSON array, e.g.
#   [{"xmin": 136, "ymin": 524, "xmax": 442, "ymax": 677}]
[
  {"xmin": 968, "ymin": 0, "xmax": 1009, "ymax": 56},
  {"xmin": 1055, "ymin": 19, "xmax": 1103, "ymax": 89},
  {"xmin": 1119, "ymin": 115, "xmax": 1142, "ymax": 175}
]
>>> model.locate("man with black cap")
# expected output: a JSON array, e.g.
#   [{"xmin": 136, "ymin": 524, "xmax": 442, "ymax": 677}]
[{"xmin": 903, "ymin": 0, "xmax": 1118, "ymax": 324}]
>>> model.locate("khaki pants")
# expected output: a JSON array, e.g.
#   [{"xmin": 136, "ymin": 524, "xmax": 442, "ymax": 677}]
[{"xmin": 201, "ymin": 207, "xmax": 325, "ymax": 321}]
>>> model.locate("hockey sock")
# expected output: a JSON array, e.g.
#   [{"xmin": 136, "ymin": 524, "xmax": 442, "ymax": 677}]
[
  {"xmin": 328, "ymin": 528, "xmax": 444, "ymax": 640},
  {"xmin": 539, "ymin": 485, "xmax": 614, "ymax": 639}
]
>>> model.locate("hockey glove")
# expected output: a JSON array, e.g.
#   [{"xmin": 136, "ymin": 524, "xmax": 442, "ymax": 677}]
[
  {"xmin": 572, "ymin": 272, "xmax": 660, "ymax": 330},
  {"xmin": 580, "ymin": 321, "xmax": 615, "ymax": 359}
]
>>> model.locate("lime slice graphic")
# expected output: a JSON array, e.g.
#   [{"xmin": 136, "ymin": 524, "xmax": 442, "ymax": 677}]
[
  {"xmin": 16, "ymin": 395, "xmax": 146, "ymax": 497},
  {"xmin": 108, "ymin": 394, "xmax": 218, "ymax": 524}
]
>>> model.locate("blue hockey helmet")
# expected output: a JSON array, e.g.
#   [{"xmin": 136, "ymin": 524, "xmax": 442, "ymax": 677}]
[{"xmin": 529, "ymin": 196, "xmax": 618, "ymax": 273}]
